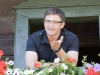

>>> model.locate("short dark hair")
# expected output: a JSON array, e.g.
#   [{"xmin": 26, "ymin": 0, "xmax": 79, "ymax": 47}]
[{"xmin": 44, "ymin": 7, "xmax": 66, "ymax": 22}]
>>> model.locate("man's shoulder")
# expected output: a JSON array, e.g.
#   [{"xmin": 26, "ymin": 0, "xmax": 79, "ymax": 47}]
[{"xmin": 63, "ymin": 29, "xmax": 78, "ymax": 38}]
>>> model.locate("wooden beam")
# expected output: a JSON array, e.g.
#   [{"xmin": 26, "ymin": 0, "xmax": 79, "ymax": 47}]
[
  {"xmin": 29, "ymin": 16, "xmax": 98, "ymax": 24},
  {"xmin": 13, "ymin": 0, "xmax": 100, "ymax": 9},
  {"xmin": 16, "ymin": 6, "xmax": 100, "ymax": 19}
]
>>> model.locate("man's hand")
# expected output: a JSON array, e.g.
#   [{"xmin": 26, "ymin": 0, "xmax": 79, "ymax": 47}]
[{"xmin": 51, "ymin": 36, "xmax": 64, "ymax": 50}]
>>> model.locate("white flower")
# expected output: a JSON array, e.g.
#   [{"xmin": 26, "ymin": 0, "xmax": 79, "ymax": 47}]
[
  {"xmin": 8, "ymin": 60, "xmax": 14, "ymax": 65},
  {"xmin": 54, "ymin": 58, "xmax": 60, "ymax": 63},
  {"xmin": 6, "ymin": 68, "xmax": 12, "ymax": 75},
  {"xmin": 13, "ymin": 71, "xmax": 20, "ymax": 75},
  {"xmin": 23, "ymin": 70, "xmax": 29, "ymax": 75},
  {"xmin": 49, "ymin": 68, "xmax": 53, "ymax": 72},
  {"xmin": 24, "ymin": 69, "xmax": 34, "ymax": 75},
  {"xmin": 12, "ymin": 68, "xmax": 20, "ymax": 75},
  {"xmin": 61, "ymin": 63, "xmax": 68, "ymax": 70}
]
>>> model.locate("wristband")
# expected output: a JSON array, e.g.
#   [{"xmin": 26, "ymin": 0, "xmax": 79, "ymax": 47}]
[{"xmin": 54, "ymin": 46, "xmax": 61, "ymax": 53}]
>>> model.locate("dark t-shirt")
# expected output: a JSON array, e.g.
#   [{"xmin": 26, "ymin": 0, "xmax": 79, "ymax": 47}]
[{"xmin": 26, "ymin": 29, "xmax": 79, "ymax": 62}]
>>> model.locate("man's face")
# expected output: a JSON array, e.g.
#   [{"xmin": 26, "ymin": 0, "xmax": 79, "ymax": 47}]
[{"xmin": 44, "ymin": 14, "xmax": 65, "ymax": 36}]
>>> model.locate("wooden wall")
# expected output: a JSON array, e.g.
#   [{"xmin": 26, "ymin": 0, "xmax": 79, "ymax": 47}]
[{"xmin": 0, "ymin": 0, "xmax": 26, "ymax": 60}]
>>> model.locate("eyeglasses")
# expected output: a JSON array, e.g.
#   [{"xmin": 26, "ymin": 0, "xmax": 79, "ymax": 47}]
[{"xmin": 44, "ymin": 20, "xmax": 63, "ymax": 25}]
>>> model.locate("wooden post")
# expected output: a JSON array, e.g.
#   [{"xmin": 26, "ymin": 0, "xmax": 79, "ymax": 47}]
[{"xmin": 14, "ymin": 12, "xmax": 28, "ymax": 69}]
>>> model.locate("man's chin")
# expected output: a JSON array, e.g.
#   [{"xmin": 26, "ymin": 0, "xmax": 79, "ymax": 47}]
[{"xmin": 47, "ymin": 33, "xmax": 55, "ymax": 36}]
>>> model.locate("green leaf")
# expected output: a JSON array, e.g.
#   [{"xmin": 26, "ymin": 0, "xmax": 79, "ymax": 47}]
[{"xmin": 40, "ymin": 60, "xmax": 45, "ymax": 64}]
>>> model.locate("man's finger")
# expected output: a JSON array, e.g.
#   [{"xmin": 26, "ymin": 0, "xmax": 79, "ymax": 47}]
[
  {"xmin": 60, "ymin": 36, "xmax": 64, "ymax": 42},
  {"xmin": 58, "ymin": 36, "xmax": 64, "ymax": 43}
]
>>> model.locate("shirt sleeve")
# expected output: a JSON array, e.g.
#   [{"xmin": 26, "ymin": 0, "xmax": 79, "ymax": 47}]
[
  {"xmin": 68, "ymin": 35, "xmax": 79, "ymax": 52},
  {"xmin": 26, "ymin": 35, "xmax": 37, "ymax": 52}
]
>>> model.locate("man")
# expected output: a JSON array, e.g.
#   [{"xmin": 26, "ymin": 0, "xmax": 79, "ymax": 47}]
[{"xmin": 25, "ymin": 7, "xmax": 79, "ymax": 68}]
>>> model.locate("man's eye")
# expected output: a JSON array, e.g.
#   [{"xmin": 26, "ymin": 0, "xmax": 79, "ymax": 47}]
[
  {"xmin": 46, "ymin": 20, "xmax": 50, "ymax": 22},
  {"xmin": 53, "ymin": 21, "xmax": 58, "ymax": 24}
]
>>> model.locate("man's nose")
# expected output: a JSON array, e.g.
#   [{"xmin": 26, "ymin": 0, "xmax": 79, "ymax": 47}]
[{"xmin": 49, "ymin": 21, "xmax": 53, "ymax": 26}]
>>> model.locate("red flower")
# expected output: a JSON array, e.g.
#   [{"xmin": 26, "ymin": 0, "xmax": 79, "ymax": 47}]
[
  {"xmin": 0, "ymin": 67, "xmax": 5, "ymax": 75},
  {"xmin": 64, "ymin": 56, "xmax": 76, "ymax": 64},
  {"xmin": 33, "ymin": 61, "xmax": 42, "ymax": 68},
  {"xmin": 0, "ymin": 60, "xmax": 6, "ymax": 75},
  {"xmin": 71, "ymin": 59, "xmax": 76, "ymax": 63},
  {"xmin": 94, "ymin": 72, "xmax": 100, "ymax": 75},
  {"xmin": 86, "ymin": 67, "xmax": 100, "ymax": 75},
  {"xmin": 0, "ymin": 60, "xmax": 6, "ymax": 69},
  {"xmin": 0, "ymin": 50, "xmax": 4, "ymax": 57}
]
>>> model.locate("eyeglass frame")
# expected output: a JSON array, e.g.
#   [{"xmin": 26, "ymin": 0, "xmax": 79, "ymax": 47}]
[{"xmin": 43, "ymin": 20, "xmax": 63, "ymax": 25}]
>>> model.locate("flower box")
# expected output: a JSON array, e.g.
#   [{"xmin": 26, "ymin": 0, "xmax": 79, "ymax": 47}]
[{"xmin": 0, "ymin": 50, "xmax": 100, "ymax": 75}]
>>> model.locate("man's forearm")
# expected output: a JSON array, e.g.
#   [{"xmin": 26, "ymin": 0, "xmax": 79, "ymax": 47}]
[
  {"xmin": 55, "ymin": 48, "xmax": 67, "ymax": 60},
  {"xmin": 55, "ymin": 48, "xmax": 78, "ymax": 65}
]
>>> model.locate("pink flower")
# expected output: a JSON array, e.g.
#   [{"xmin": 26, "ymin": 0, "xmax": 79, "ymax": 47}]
[{"xmin": 33, "ymin": 61, "xmax": 42, "ymax": 68}]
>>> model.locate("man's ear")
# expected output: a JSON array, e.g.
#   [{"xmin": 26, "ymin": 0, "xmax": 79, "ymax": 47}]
[{"xmin": 61, "ymin": 22, "xmax": 65, "ymax": 29}]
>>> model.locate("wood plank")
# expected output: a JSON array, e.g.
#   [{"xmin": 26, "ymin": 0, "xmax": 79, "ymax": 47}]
[
  {"xmin": 88, "ymin": 21, "xmax": 99, "ymax": 36},
  {"xmin": 0, "ymin": 0, "xmax": 26, "ymax": 6},
  {"xmin": 0, "ymin": 6, "xmax": 13, "ymax": 15},
  {"xmin": 0, "ymin": 0, "xmax": 26, "ymax": 35},
  {"xmin": 78, "ymin": 47, "xmax": 100, "ymax": 66},
  {"xmin": 71, "ymin": 23, "xmax": 88, "ymax": 36},
  {"xmin": 0, "ymin": 0, "xmax": 14, "ymax": 34},
  {"xmin": 79, "ymin": 36, "xmax": 99, "ymax": 47},
  {"xmin": 1, "ymin": 56, "xmax": 14, "ymax": 61},
  {"xmin": 0, "ymin": 15, "xmax": 14, "ymax": 34},
  {"xmin": 0, "ymin": 35, "xmax": 14, "ymax": 55}
]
